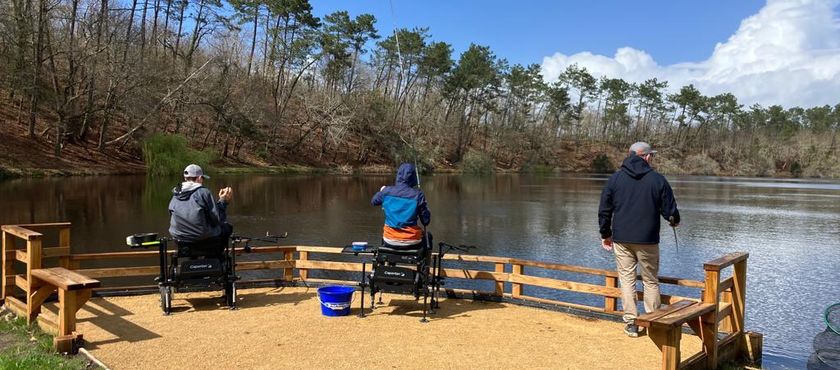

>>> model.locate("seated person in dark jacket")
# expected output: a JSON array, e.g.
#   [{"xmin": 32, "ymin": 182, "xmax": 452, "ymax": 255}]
[
  {"xmin": 371, "ymin": 163, "xmax": 431, "ymax": 250},
  {"xmin": 168, "ymin": 164, "xmax": 233, "ymax": 256}
]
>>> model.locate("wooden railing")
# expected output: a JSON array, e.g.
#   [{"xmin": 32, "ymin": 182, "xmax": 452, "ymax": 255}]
[{"xmin": 1, "ymin": 223, "xmax": 758, "ymax": 368}]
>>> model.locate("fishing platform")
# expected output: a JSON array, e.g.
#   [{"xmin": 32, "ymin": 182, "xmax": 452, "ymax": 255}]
[{"xmin": 1, "ymin": 222, "xmax": 762, "ymax": 369}]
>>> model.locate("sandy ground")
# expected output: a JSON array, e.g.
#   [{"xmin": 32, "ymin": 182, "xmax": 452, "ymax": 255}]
[{"xmin": 75, "ymin": 287, "xmax": 701, "ymax": 370}]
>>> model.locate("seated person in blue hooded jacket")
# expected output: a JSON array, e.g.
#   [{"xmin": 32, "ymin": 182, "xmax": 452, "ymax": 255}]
[{"xmin": 371, "ymin": 163, "xmax": 431, "ymax": 248}]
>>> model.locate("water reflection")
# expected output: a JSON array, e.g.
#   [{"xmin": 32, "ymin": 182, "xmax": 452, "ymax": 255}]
[{"xmin": 0, "ymin": 173, "xmax": 838, "ymax": 368}]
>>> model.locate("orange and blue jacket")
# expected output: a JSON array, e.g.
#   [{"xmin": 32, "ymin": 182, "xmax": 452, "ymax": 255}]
[{"xmin": 371, "ymin": 163, "xmax": 431, "ymax": 243}]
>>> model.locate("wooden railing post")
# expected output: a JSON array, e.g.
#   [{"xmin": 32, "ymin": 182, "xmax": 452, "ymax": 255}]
[
  {"xmin": 26, "ymin": 236, "xmax": 43, "ymax": 323},
  {"xmin": 703, "ymin": 267, "xmax": 721, "ymax": 368},
  {"xmin": 58, "ymin": 227, "xmax": 71, "ymax": 269},
  {"xmin": 511, "ymin": 263, "xmax": 522, "ymax": 298},
  {"xmin": 732, "ymin": 259, "xmax": 748, "ymax": 353},
  {"xmin": 494, "ymin": 263, "xmax": 504, "ymax": 296},
  {"xmin": 604, "ymin": 276, "xmax": 618, "ymax": 313},
  {"xmin": 283, "ymin": 250, "xmax": 294, "ymax": 281},
  {"xmin": 298, "ymin": 251, "xmax": 309, "ymax": 280},
  {"xmin": 2, "ymin": 231, "xmax": 15, "ymax": 303}
]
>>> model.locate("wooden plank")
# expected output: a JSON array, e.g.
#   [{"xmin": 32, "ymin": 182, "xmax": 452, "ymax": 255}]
[
  {"xmin": 1, "ymin": 225, "xmax": 43, "ymax": 241},
  {"xmin": 31, "ymin": 268, "xmax": 101, "ymax": 290},
  {"xmin": 43, "ymin": 247, "xmax": 70, "ymax": 259},
  {"xmin": 70, "ymin": 250, "xmax": 170, "ymax": 260},
  {"xmin": 731, "ymin": 260, "xmax": 747, "ymax": 336},
  {"xmin": 513, "ymin": 293, "xmax": 606, "ymax": 313},
  {"xmin": 634, "ymin": 291, "xmax": 700, "ymax": 305},
  {"xmin": 441, "ymin": 268, "xmax": 509, "ymax": 281},
  {"xmin": 5, "ymin": 296, "xmax": 27, "ymax": 317},
  {"xmin": 293, "ymin": 246, "xmax": 344, "ymax": 254},
  {"xmin": 15, "ymin": 275, "xmax": 27, "ymax": 291},
  {"xmin": 679, "ymin": 351, "xmax": 708, "ymax": 370},
  {"xmin": 29, "ymin": 285, "xmax": 55, "ymax": 314},
  {"xmin": 235, "ymin": 260, "xmax": 295, "ymax": 271},
  {"xmin": 511, "ymin": 258, "xmax": 616, "ymax": 277},
  {"xmin": 654, "ymin": 303, "xmax": 715, "ymax": 328},
  {"xmin": 36, "ymin": 314, "xmax": 58, "ymax": 336},
  {"xmin": 511, "ymin": 264, "xmax": 523, "ymax": 298},
  {"xmin": 703, "ymin": 252, "xmax": 749, "ymax": 272},
  {"xmin": 508, "ymin": 274, "xmax": 622, "ymax": 298},
  {"xmin": 14, "ymin": 222, "xmax": 72, "ymax": 230},
  {"xmin": 76, "ymin": 266, "xmax": 160, "ymax": 278},
  {"xmin": 444, "ymin": 254, "xmax": 513, "ymax": 264},
  {"xmin": 718, "ymin": 277, "xmax": 733, "ymax": 292},
  {"xmin": 636, "ymin": 301, "xmax": 696, "ymax": 327},
  {"xmin": 234, "ymin": 246, "xmax": 296, "ymax": 254},
  {"xmin": 15, "ymin": 250, "xmax": 27, "ymax": 262},
  {"xmin": 653, "ymin": 275, "xmax": 705, "ymax": 289},
  {"xmin": 295, "ymin": 260, "xmax": 364, "ymax": 272}
]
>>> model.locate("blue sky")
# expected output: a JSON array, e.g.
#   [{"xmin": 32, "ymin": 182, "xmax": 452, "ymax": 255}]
[{"xmin": 310, "ymin": 0, "xmax": 765, "ymax": 67}]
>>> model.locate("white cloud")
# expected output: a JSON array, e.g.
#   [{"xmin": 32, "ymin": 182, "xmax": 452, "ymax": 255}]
[{"xmin": 540, "ymin": 0, "xmax": 840, "ymax": 107}]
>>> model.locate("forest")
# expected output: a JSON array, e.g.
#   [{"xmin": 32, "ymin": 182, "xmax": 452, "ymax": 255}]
[{"xmin": 1, "ymin": 0, "xmax": 838, "ymax": 177}]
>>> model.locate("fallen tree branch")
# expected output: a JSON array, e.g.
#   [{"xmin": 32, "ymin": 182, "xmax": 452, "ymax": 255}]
[{"xmin": 105, "ymin": 57, "xmax": 216, "ymax": 147}]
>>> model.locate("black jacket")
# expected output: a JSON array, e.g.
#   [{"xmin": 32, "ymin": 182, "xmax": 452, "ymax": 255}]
[{"xmin": 598, "ymin": 155, "xmax": 680, "ymax": 244}]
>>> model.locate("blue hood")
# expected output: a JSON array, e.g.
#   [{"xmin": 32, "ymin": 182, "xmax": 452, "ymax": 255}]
[
  {"xmin": 395, "ymin": 163, "xmax": 418, "ymax": 187},
  {"xmin": 620, "ymin": 155, "xmax": 653, "ymax": 179}
]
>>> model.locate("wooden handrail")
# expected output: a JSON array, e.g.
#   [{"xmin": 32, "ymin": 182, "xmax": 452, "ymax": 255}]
[
  {"xmin": 704, "ymin": 252, "xmax": 749, "ymax": 272},
  {"xmin": 1, "ymin": 225, "xmax": 43, "ymax": 241},
  {"xmin": 12, "ymin": 222, "xmax": 72, "ymax": 230}
]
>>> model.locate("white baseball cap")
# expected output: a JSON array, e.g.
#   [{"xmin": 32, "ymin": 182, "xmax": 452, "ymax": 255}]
[{"xmin": 183, "ymin": 164, "xmax": 209, "ymax": 179}]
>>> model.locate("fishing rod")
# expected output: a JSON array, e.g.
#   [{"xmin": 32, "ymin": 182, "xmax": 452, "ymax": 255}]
[{"xmin": 669, "ymin": 216, "xmax": 679, "ymax": 251}]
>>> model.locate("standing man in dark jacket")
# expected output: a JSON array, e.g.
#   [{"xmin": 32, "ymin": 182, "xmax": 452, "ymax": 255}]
[
  {"xmin": 169, "ymin": 164, "xmax": 233, "ymax": 247},
  {"xmin": 371, "ymin": 163, "xmax": 431, "ymax": 249},
  {"xmin": 598, "ymin": 142, "xmax": 680, "ymax": 337}
]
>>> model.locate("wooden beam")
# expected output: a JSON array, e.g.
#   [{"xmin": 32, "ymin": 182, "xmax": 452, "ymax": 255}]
[
  {"xmin": 1, "ymin": 225, "xmax": 43, "ymax": 241},
  {"xmin": 15, "ymin": 274, "xmax": 27, "ymax": 291},
  {"xmin": 703, "ymin": 252, "xmax": 749, "ymax": 272},
  {"xmin": 14, "ymin": 222, "xmax": 72, "ymax": 230},
  {"xmin": 444, "ymin": 254, "xmax": 513, "ymax": 264},
  {"xmin": 513, "ymin": 293, "xmax": 606, "ymax": 313},
  {"xmin": 44, "ymin": 247, "xmax": 70, "ymax": 259},
  {"xmin": 76, "ymin": 266, "xmax": 160, "ymax": 278},
  {"xmin": 702, "ymin": 269, "xmax": 721, "ymax": 368},
  {"xmin": 283, "ymin": 251, "xmax": 294, "ymax": 281},
  {"xmin": 510, "ymin": 258, "xmax": 616, "ymax": 276},
  {"xmin": 5, "ymin": 296, "xmax": 27, "ymax": 317},
  {"xmin": 295, "ymin": 260, "xmax": 364, "ymax": 272},
  {"xmin": 235, "ymin": 260, "xmax": 295, "ymax": 271},
  {"xmin": 293, "ymin": 246, "xmax": 343, "ymax": 254},
  {"xmin": 15, "ymin": 250, "xmax": 27, "ymax": 262},
  {"xmin": 70, "ymin": 250, "xmax": 169, "ymax": 260},
  {"xmin": 441, "ymin": 268, "xmax": 509, "ymax": 281},
  {"xmin": 509, "ymin": 274, "xmax": 622, "ymax": 297}
]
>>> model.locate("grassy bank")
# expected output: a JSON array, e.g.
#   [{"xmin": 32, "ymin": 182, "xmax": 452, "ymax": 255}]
[{"xmin": 0, "ymin": 310, "xmax": 91, "ymax": 369}]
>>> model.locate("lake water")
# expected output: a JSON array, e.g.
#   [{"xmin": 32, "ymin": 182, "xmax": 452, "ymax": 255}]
[{"xmin": 1, "ymin": 173, "xmax": 838, "ymax": 368}]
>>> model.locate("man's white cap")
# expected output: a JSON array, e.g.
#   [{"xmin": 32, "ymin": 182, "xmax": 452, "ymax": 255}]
[
  {"xmin": 183, "ymin": 164, "xmax": 209, "ymax": 179},
  {"xmin": 629, "ymin": 142, "xmax": 657, "ymax": 155}
]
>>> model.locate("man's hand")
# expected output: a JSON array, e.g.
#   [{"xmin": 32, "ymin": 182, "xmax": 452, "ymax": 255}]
[
  {"xmin": 219, "ymin": 187, "xmax": 233, "ymax": 203},
  {"xmin": 601, "ymin": 237, "xmax": 613, "ymax": 251}
]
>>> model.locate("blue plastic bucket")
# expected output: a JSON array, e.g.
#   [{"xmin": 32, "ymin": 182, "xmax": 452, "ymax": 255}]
[{"xmin": 317, "ymin": 285, "xmax": 354, "ymax": 317}]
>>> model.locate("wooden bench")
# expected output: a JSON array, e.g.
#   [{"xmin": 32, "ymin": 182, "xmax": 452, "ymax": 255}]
[
  {"xmin": 29, "ymin": 267, "xmax": 101, "ymax": 353},
  {"xmin": 636, "ymin": 300, "xmax": 717, "ymax": 370}
]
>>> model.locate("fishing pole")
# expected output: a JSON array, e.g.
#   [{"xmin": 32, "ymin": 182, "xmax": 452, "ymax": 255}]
[{"xmin": 669, "ymin": 216, "xmax": 679, "ymax": 251}]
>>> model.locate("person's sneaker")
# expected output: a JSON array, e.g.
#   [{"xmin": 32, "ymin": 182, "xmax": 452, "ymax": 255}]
[{"xmin": 624, "ymin": 323, "xmax": 640, "ymax": 338}]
